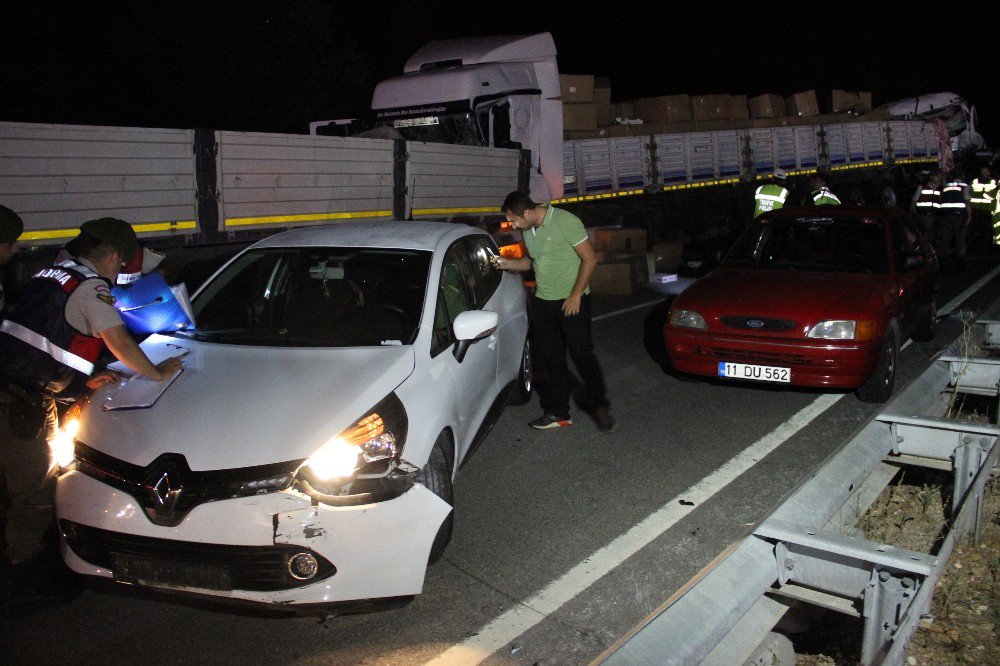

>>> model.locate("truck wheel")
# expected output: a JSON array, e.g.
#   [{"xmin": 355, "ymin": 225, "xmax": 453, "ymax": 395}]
[
  {"xmin": 857, "ymin": 330, "xmax": 897, "ymax": 403},
  {"xmin": 508, "ymin": 338, "xmax": 533, "ymax": 405},
  {"xmin": 879, "ymin": 184, "xmax": 898, "ymax": 208},
  {"xmin": 417, "ymin": 434, "xmax": 454, "ymax": 565}
]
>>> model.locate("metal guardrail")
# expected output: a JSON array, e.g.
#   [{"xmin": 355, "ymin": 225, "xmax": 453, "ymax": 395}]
[{"xmin": 598, "ymin": 304, "xmax": 1000, "ymax": 665}]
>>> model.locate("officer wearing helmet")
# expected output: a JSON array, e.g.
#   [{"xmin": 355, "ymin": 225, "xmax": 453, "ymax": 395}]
[
  {"xmin": 0, "ymin": 217, "xmax": 181, "ymax": 616},
  {"xmin": 753, "ymin": 169, "xmax": 790, "ymax": 218},
  {"xmin": 0, "ymin": 204, "xmax": 24, "ymax": 316}
]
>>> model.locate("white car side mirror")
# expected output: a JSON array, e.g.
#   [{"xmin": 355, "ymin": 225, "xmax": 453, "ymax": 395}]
[
  {"xmin": 453, "ymin": 310, "xmax": 498, "ymax": 341},
  {"xmin": 452, "ymin": 310, "xmax": 498, "ymax": 362}
]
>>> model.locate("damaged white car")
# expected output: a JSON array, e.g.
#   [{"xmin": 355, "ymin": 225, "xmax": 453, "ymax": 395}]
[{"xmin": 55, "ymin": 220, "xmax": 531, "ymax": 612}]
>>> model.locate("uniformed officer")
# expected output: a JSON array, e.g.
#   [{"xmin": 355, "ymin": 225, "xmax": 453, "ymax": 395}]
[
  {"xmin": 0, "ymin": 205, "xmax": 23, "ymax": 317},
  {"xmin": 807, "ymin": 172, "xmax": 842, "ymax": 206},
  {"xmin": 56, "ymin": 239, "xmax": 169, "ymax": 286},
  {"xmin": 911, "ymin": 168, "xmax": 942, "ymax": 241},
  {"xmin": 938, "ymin": 169, "xmax": 972, "ymax": 268},
  {"xmin": 753, "ymin": 169, "xmax": 790, "ymax": 218},
  {"xmin": 970, "ymin": 164, "xmax": 997, "ymax": 251},
  {"xmin": 0, "ymin": 217, "xmax": 181, "ymax": 615}
]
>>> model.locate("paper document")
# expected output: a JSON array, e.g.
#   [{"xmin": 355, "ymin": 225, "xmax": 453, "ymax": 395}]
[
  {"xmin": 102, "ymin": 369, "xmax": 182, "ymax": 410},
  {"xmin": 107, "ymin": 343, "xmax": 190, "ymax": 375}
]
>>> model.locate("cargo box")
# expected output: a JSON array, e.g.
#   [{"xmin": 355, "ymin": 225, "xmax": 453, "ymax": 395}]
[
  {"xmin": 652, "ymin": 241, "xmax": 684, "ymax": 272},
  {"xmin": 749, "ymin": 94, "xmax": 785, "ymax": 119},
  {"xmin": 589, "ymin": 262, "xmax": 633, "ymax": 295},
  {"xmin": 612, "ymin": 100, "xmax": 634, "ymax": 120},
  {"xmin": 595, "ymin": 87, "xmax": 613, "ymax": 126},
  {"xmin": 593, "ymin": 227, "xmax": 647, "ymax": 253},
  {"xmin": 691, "ymin": 95, "xmax": 730, "ymax": 122},
  {"xmin": 729, "ymin": 94, "xmax": 750, "ymax": 120},
  {"xmin": 633, "ymin": 95, "xmax": 692, "ymax": 124},
  {"xmin": 560, "ymin": 74, "xmax": 595, "ymax": 103},
  {"xmin": 785, "ymin": 90, "xmax": 820, "ymax": 117},
  {"xmin": 563, "ymin": 103, "xmax": 597, "ymax": 131},
  {"xmin": 830, "ymin": 89, "xmax": 873, "ymax": 113}
]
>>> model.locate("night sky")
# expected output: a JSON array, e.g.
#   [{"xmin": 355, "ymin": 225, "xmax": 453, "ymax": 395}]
[{"xmin": 1, "ymin": 1, "xmax": 997, "ymax": 145}]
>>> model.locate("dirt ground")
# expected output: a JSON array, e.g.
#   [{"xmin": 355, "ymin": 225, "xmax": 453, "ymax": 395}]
[{"xmin": 791, "ymin": 456, "xmax": 1000, "ymax": 665}]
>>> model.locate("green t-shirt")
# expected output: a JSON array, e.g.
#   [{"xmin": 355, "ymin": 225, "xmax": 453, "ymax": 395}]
[{"xmin": 522, "ymin": 205, "xmax": 590, "ymax": 301}]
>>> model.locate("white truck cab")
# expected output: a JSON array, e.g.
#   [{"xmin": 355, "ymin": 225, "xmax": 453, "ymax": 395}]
[{"xmin": 314, "ymin": 33, "xmax": 564, "ymax": 202}]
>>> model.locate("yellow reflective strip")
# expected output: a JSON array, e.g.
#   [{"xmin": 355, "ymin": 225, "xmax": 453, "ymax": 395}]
[
  {"xmin": 411, "ymin": 206, "xmax": 500, "ymax": 216},
  {"xmin": 225, "ymin": 210, "xmax": 392, "ymax": 227},
  {"xmin": 20, "ymin": 220, "xmax": 197, "ymax": 243},
  {"xmin": 133, "ymin": 220, "xmax": 198, "ymax": 234}
]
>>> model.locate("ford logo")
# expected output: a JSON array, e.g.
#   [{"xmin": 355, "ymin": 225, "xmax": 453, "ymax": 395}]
[{"xmin": 747, "ymin": 319, "xmax": 765, "ymax": 329}]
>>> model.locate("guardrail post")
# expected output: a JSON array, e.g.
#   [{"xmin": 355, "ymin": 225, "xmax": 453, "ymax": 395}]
[
  {"xmin": 952, "ymin": 437, "xmax": 991, "ymax": 540},
  {"xmin": 861, "ymin": 569, "xmax": 919, "ymax": 665}
]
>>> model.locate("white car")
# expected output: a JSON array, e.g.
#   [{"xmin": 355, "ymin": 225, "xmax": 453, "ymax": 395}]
[{"xmin": 55, "ymin": 220, "xmax": 531, "ymax": 612}]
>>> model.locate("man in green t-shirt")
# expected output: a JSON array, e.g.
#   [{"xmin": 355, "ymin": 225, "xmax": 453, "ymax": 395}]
[{"xmin": 492, "ymin": 191, "xmax": 613, "ymax": 432}]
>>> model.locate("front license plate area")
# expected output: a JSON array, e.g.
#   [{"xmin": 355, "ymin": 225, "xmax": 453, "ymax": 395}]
[
  {"xmin": 111, "ymin": 553, "xmax": 232, "ymax": 591},
  {"xmin": 718, "ymin": 362, "xmax": 791, "ymax": 383}
]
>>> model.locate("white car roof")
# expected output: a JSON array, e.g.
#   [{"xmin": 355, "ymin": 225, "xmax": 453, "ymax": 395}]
[{"xmin": 251, "ymin": 220, "xmax": 482, "ymax": 252}]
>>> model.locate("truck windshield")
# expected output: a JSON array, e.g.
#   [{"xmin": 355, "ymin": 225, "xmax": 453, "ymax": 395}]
[
  {"xmin": 377, "ymin": 112, "xmax": 483, "ymax": 146},
  {"xmin": 172, "ymin": 247, "xmax": 431, "ymax": 347},
  {"xmin": 723, "ymin": 217, "xmax": 888, "ymax": 273}
]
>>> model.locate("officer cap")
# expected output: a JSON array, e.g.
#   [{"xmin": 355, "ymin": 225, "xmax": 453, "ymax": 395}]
[
  {"xmin": 80, "ymin": 217, "xmax": 138, "ymax": 262},
  {"xmin": 773, "ymin": 168, "xmax": 787, "ymax": 181},
  {"xmin": 0, "ymin": 204, "xmax": 24, "ymax": 243}
]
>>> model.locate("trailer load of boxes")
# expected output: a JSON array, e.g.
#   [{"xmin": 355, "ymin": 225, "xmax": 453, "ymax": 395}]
[{"xmin": 559, "ymin": 74, "xmax": 877, "ymax": 140}]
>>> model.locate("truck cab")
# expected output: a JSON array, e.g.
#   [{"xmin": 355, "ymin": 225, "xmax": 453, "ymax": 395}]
[{"xmin": 313, "ymin": 33, "xmax": 564, "ymax": 202}]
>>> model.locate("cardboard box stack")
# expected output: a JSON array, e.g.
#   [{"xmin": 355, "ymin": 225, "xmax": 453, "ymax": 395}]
[
  {"xmin": 588, "ymin": 227, "xmax": 650, "ymax": 295},
  {"xmin": 830, "ymin": 89, "xmax": 873, "ymax": 114},
  {"xmin": 785, "ymin": 90, "xmax": 820, "ymax": 117},
  {"xmin": 560, "ymin": 74, "xmax": 597, "ymax": 131},
  {"xmin": 595, "ymin": 78, "xmax": 613, "ymax": 127},
  {"xmin": 749, "ymin": 94, "xmax": 785, "ymax": 119},
  {"xmin": 562, "ymin": 84, "xmax": 879, "ymax": 142},
  {"xmin": 633, "ymin": 95, "xmax": 692, "ymax": 124},
  {"xmin": 691, "ymin": 95, "xmax": 730, "ymax": 122}
]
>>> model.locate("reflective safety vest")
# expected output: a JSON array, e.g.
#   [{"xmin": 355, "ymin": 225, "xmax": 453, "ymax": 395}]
[
  {"xmin": 0, "ymin": 260, "xmax": 110, "ymax": 398},
  {"xmin": 940, "ymin": 180, "xmax": 970, "ymax": 216},
  {"xmin": 971, "ymin": 177, "xmax": 997, "ymax": 210},
  {"xmin": 753, "ymin": 183, "xmax": 789, "ymax": 218},
  {"xmin": 810, "ymin": 187, "xmax": 841, "ymax": 205},
  {"xmin": 914, "ymin": 187, "xmax": 941, "ymax": 215}
]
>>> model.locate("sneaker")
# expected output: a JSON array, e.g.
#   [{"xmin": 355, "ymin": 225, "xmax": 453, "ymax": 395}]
[
  {"xmin": 593, "ymin": 406, "xmax": 616, "ymax": 432},
  {"xmin": 529, "ymin": 413, "xmax": 572, "ymax": 429}
]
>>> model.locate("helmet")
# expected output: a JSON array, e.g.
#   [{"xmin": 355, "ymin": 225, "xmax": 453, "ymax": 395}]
[{"xmin": 773, "ymin": 168, "xmax": 787, "ymax": 181}]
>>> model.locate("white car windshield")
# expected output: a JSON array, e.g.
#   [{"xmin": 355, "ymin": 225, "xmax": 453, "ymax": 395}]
[{"xmin": 173, "ymin": 247, "xmax": 431, "ymax": 346}]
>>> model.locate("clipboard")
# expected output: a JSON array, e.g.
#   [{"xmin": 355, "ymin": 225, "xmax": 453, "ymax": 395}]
[
  {"xmin": 102, "ymin": 369, "xmax": 182, "ymax": 410},
  {"xmin": 104, "ymin": 339, "xmax": 190, "ymax": 410}
]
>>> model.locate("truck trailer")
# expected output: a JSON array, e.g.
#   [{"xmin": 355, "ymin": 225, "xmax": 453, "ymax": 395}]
[{"xmin": 1, "ymin": 32, "xmax": 959, "ymax": 282}]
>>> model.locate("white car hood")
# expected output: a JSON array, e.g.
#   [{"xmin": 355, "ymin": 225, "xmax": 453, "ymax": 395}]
[{"xmin": 78, "ymin": 335, "xmax": 416, "ymax": 470}]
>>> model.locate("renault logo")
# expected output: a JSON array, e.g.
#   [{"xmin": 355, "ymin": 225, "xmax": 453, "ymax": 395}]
[{"xmin": 149, "ymin": 471, "xmax": 182, "ymax": 512}]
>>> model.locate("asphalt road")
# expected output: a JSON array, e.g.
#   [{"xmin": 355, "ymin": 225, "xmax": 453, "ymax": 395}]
[{"xmin": 4, "ymin": 257, "xmax": 1000, "ymax": 665}]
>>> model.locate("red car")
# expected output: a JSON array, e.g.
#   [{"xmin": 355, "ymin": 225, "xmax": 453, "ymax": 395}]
[{"xmin": 664, "ymin": 206, "xmax": 939, "ymax": 402}]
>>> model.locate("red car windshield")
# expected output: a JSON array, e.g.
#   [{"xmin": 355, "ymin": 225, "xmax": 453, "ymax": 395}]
[{"xmin": 723, "ymin": 216, "xmax": 888, "ymax": 273}]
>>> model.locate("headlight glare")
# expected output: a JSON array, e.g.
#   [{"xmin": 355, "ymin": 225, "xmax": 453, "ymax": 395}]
[
  {"xmin": 669, "ymin": 308, "xmax": 707, "ymax": 330},
  {"xmin": 305, "ymin": 437, "xmax": 362, "ymax": 481},
  {"xmin": 807, "ymin": 320, "xmax": 856, "ymax": 339},
  {"xmin": 49, "ymin": 417, "xmax": 79, "ymax": 469}
]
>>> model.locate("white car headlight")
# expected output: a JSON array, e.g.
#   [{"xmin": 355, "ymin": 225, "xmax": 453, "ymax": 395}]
[
  {"xmin": 49, "ymin": 417, "xmax": 80, "ymax": 469},
  {"xmin": 296, "ymin": 392, "xmax": 410, "ymax": 503},
  {"xmin": 670, "ymin": 308, "xmax": 707, "ymax": 330},
  {"xmin": 807, "ymin": 320, "xmax": 856, "ymax": 340}
]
